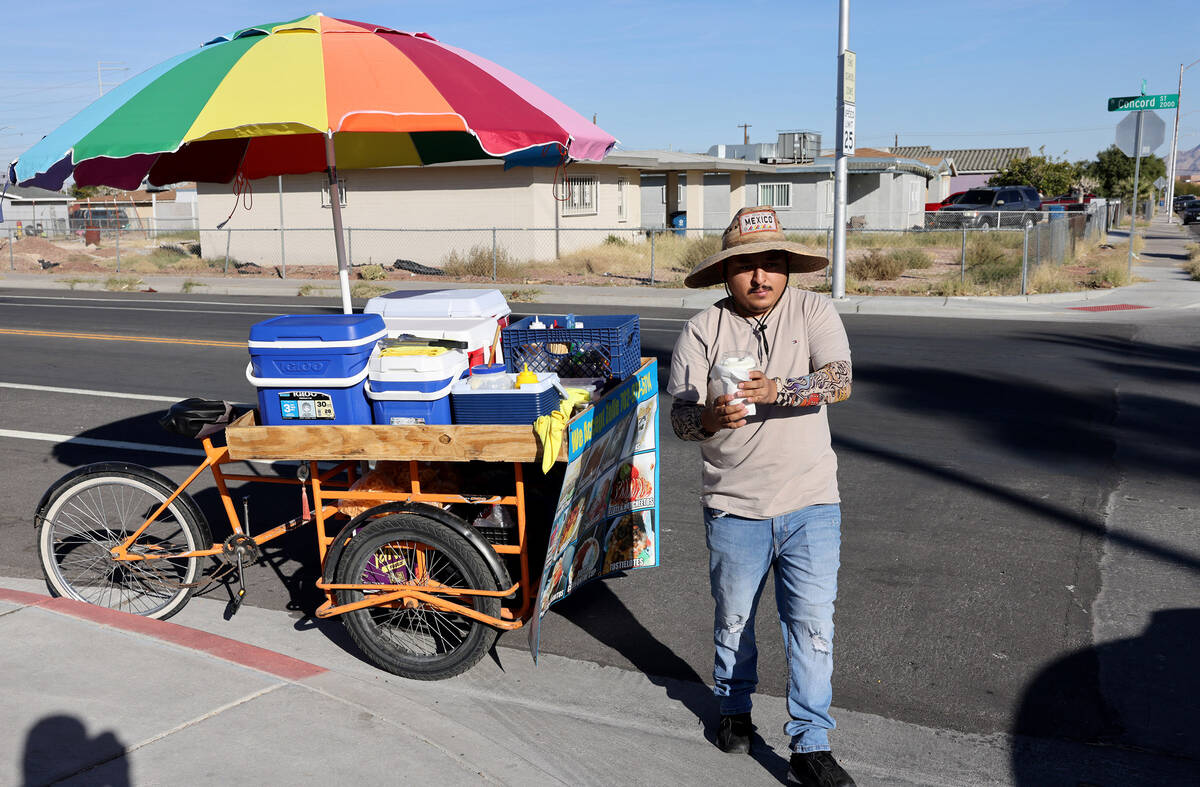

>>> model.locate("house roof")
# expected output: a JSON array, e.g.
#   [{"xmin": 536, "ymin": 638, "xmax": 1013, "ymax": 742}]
[
  {"xmin": 1, "ymin": 185, "xmax": 73, "ymax": 202},
  {"xmin": 888, "ymin": 146, "xmax": 1029, "ymax": 174},
  {"xmin": 605, "ymin": 149, "xmax": 775, "ymax": 173},
  {"xmin": 76, "ymin": 189, "xmax": 177, "ymax": 204},
  {"xmin": 777, "ymin": 151, "xmax": 942, "ymax": 180},
  {"xmin": 890, "ymin": 146, "xmax": 933, "ymax": 159}
]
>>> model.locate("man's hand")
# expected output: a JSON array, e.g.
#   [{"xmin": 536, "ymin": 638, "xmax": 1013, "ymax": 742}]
[
  {"xmin": 702, "ymin": 393, "xmax": 749, "ymax": 432},
  {"xmin": 737, "ymin": 370, "xmax": 777, "ymax": 405}
]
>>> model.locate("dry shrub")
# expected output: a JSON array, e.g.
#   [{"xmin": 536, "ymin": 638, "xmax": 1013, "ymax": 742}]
[
  {"xmin": 887, "ymin": 248, "xmax": 933, "ymax": 269},
  {"xmin": 1027, "ymin": 264, "xmax": 1073, "ymax": 293},
  {"xmin": 441, "ymin": 245, "xmax": 521, "ymax": 278},
  {"xmin": 849, "ymin": 249, "xmax": 906, "ymax": 280},
  {"xmin": 357, "ymin": 264, "xmax": 386, "ymax": 280}
]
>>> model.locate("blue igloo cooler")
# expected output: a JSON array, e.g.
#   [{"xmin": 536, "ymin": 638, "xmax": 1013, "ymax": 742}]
[{"xmin": 247, "ymin": 314, "xmax": 386, "ymax": 426}]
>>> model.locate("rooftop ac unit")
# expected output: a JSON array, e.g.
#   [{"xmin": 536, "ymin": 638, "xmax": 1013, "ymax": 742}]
[{"xmin": 777, "ymin": 131, "xmax": 821, "ymax": 163}]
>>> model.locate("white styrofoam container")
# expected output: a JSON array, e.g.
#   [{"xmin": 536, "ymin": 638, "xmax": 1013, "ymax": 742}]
[
  {"xmin": 374, "ymin": 316, "xmax": 502, "ymax": 366},
  {"xmin": 365, "ymin": 289, "xmax": 511, "ymax": 321}
]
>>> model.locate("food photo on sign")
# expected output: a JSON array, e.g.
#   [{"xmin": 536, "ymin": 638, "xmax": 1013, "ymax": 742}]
[
  {"xmin": 607, "ymin": 453, "xmax": 656, "ymax": 516},
  {"xmin": 602, "ymin": 510, "xmax": 656, "ymax": 573}
]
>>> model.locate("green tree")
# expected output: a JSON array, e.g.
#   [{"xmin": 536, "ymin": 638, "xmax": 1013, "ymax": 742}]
[
  {"xmin": 70, "ymin": 184, "xmax": 102, "ymax": 200},
  {"xmin": 988, "ymin": 149, "xmax": 1080, "ymax": 197},
  {"xmin": 1085, "ymin": 145, "xmax": 1165, "ymax": 200}
]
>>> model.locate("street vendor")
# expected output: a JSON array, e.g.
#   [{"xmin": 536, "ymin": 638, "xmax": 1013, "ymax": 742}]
[{"xmin": 667, "ymin": 206, "xmax": 855, "ymax": 787}]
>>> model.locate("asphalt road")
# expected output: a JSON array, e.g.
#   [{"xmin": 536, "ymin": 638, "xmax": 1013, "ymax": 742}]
[{"xmin": 1, "ymin": 288, "xmax": 1195, "ymax": 764}]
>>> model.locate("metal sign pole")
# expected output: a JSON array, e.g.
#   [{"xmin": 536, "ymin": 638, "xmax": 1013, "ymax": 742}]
[
  {"xmin": 1128, "ymin": 110, "xmax": 1144, "ymax": 276},
  {"xmin": 831, "ymin": 0, "xmax": 850, "ymax": 299}
]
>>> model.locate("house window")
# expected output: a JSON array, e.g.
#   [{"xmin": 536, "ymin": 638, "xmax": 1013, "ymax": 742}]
[
  {"xmin": 758, "ymin": 182, "xmax": 791, "ymax": 208},
  {"xmin": 617, "ymin": 178, "xmax": 628, "ymax": 221},
  {"xmin": 660, "ymin": 183, "xmax": 684, "ymax": 203},
  {"xmin": 321, "ymin": 178, "xmax": 347, "ymax": 208},
  {"xmin": 562, "ymin": 175, "xmax": 597, "ymax": 216}
]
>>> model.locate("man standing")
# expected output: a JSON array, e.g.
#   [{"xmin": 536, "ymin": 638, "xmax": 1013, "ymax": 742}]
[{"xmin": 667, "ymin": 206, "xmax": 854, "ymax": 787}]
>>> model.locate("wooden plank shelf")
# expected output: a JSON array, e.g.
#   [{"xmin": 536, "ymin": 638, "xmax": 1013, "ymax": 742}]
[{"xmin": 225, "ymin": 358, "xmax": 653, "ymax": 464}]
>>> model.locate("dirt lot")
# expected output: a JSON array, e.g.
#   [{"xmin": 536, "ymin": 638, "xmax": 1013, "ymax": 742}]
[{"xmin": 0, "ymin": 231, "xmax": 1124, "ymax": 297}]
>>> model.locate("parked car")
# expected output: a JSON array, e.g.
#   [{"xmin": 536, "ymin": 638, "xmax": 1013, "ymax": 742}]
[
  {"xmin": 68, "ymin": 207, "xmax": 130, "ymax": 231},
  {"xmin": 934, "ymin": 186, "xmax": 1042, "ymax": 228},
  {"xmin": 1173, "ymin": 194, "xmax": 1198, "ymax": 213},
  {"xmin": 1182, "ymin": 202, "xmax": 1200, "ymax": 225},
  {"xmin": 924, "ymin": 191, "xmax": 967, "ymax": 213}
]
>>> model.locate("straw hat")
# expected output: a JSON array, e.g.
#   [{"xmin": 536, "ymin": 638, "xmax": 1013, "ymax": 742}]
[{"xmin": 683, "ymin": 206, "xmax": 828, "ymax": 288}]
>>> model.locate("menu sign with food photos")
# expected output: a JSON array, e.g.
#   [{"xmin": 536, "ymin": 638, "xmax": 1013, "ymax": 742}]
[{"xmin": 528, "ymin": 359, "xmax": 660, "ymax": 659}]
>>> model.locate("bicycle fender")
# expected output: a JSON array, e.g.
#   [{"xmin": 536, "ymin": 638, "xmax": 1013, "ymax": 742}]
[
  {"xmin": 35, "ymin": 462, "xmax": 173, "ymax": 525},
  {"xmin": 323, "ymin": 502, "xmax": 514, "ymax": 598}
]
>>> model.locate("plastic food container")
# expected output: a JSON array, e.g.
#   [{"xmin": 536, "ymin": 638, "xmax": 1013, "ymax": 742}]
[{"xmin": 450, "ymin": 374, "xmax": 562, "ymax": 425}]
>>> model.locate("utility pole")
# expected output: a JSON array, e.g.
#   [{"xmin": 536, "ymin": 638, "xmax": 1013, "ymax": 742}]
[
  {"xmin": 894, "ymin": 132, "xmax": 898, "ymax": 150},
  {"xmin": 1166, "ymin": 57, "xmax": 1200, "ymax": 223},
  {"xmin": 831, "ymin": 0, "xmax": 853, "ymax": 299},
  {"xmin": 738, "ymin": 123, "xmax": 751, "ymax": 145}
]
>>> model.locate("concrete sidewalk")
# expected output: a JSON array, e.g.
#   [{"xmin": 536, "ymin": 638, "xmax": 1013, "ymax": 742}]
[
  {"xmin": 2, "ymin": 217, "xmax": 1198, "ymax": 320},
  {"xmin": 1, "ymin": 579, "xmax": 1190, "ymax": 786}
]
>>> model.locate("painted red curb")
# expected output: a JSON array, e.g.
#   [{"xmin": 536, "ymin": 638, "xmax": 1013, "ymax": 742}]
[{"xmin": 0, "ymin": 588, "xmax": 326, "ymax": 681}]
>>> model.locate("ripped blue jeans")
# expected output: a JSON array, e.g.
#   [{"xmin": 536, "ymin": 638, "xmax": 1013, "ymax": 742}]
[{"xmin": 705, "ymin": 503, "xmax": 841, "ymax": 753}]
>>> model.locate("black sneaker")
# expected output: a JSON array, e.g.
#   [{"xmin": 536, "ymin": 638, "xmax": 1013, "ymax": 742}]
[
  {"xmin": 787, "ymin": 751, "xmax": 856, "ymax": 786},
  {"xmin": 716, "ymin": 712, "xmax": 755, "ymax": 753}
]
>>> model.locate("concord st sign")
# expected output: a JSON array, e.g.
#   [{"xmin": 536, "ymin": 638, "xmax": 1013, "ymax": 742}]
[{"xmin": 1107, "ymin": 93, "xmax": 1179, "ymax": 112}]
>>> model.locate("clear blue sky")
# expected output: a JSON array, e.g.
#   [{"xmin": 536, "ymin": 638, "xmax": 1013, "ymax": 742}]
[{"xmin": 3, "ymin": 0, "xmax": 1198, "ymax": 175}]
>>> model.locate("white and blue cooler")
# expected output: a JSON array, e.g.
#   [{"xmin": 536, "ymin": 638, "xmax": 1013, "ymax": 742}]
[
  {"xmin": 366, "ymin": 346, "xmax": 469, "ymax": 426},
  {"xmin": 247, "ymin": 314, "xmax": 386, "ymax": 426}
]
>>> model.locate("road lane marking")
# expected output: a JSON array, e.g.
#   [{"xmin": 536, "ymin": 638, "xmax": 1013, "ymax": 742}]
[
  {"xmin": 0, "ymin": 327, "xmax": 243, "ymax": 348},
  {"xmin": 0, "ymin": 382, "xmax": 184, "ymax": 402},
  {"xmin": 0, "ymin": 428, "xmax": 206, "ymax": 457},
  {"xmin": 0, "ymin": 294, "xmax": 315, "ymax": 309},
  {"xmin": 0, "ymin": 301, "xmax": 286, "ymax": 318}
]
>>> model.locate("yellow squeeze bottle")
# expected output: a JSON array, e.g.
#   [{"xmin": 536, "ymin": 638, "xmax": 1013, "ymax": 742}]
[{"xmin": 515, "ymin": 364, "xmax": 539, "ymax": 388}]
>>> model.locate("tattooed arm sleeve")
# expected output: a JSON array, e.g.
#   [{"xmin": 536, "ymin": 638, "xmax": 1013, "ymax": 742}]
[
  {"xmin": 772, "ymin": 360, "xmax": 852, "ymax": 407},
  {"xmin": 670, "ymin": 399, "xmax": 714, "ymax": 441}
]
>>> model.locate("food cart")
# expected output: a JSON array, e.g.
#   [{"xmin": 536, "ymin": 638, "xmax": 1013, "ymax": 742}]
[{"xmin": 34, "ymin": 354, "xmax": 660, "ymax": 680}]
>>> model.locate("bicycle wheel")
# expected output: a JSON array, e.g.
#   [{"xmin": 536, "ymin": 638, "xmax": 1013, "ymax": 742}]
[
  {"xmin": 335, "ymin": 513, "xmax": 501, "ymax": 680},
  {"xmin": 36, "ymin": 463, "xmax": 212, "ymax": 620}
]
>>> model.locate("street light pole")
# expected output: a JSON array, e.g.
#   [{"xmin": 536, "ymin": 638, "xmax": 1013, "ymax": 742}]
[
  {"xmin": 831, "ymin": 0, "xmax": 850, "ymax": 299},
  {"xmin": 1166, "ymin": 57, "xmax": 1200, "ymax": 224}
]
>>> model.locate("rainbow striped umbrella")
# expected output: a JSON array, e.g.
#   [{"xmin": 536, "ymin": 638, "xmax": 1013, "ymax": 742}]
[{"xmin": 9, "ymin": 13, "xmax": 615, "ymax": 310}]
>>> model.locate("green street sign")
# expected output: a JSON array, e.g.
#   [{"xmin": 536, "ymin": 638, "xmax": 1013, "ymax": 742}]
[{"xmin": 1108, "ymin": 94, "xmax": 1179, "ymax": 111}]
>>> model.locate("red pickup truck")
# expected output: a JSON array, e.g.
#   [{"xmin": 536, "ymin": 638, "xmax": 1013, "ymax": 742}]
[{"xmin": 924, "ymin": 191, "xmax": 966, "ymax": 212}]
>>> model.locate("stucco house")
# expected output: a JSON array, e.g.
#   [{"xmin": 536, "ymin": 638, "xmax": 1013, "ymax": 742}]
[
  {"xmin": 0, "ymin": 185, "xmax": 73, "ymax": 234},
  {"xmin": 644, "ymin": 146, "xmax": 952, "ymax": 230},
  {"xmin": 197, "ymin": 152, "xmax": 768, "ymax": 268}
]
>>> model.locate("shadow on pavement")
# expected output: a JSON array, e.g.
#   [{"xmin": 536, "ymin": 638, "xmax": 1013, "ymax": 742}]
[
  {"xmin": 553, "ymin": 581, "xmax": 792, "ymax": 783},
  {"xmin": 22, "ymin": 714, "xmax": 130, "ymax": 786},
  {"xmin": 1011, "ymin": 608, "xmax": 1200, "ymax": 783}
]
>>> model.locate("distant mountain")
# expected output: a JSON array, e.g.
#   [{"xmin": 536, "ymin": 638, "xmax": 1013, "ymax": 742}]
[{"xmin": 1176, "ymin": 143, "xmax": 1200, "ymax": 175}]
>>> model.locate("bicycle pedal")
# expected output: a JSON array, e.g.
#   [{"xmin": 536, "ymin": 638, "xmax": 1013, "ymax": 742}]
[{"xmin": 229, "ymin": 587, "xmax": 246, "ymax": 615}]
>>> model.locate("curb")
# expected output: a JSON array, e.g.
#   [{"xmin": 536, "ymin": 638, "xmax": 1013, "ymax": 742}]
[{"xmin": 0, "ymin": 587, "xmax": 326, "ymax": 681}]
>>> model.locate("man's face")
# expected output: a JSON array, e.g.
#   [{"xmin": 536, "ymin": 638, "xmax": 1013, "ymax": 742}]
[{"xmin": 725, "ymin": 251, "xmax": 788, "ymax": 316}]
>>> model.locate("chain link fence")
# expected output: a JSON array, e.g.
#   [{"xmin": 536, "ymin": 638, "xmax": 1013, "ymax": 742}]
[{"xmin": 3, "ymin": 199, "xmax": 1117, "ymax": 296}]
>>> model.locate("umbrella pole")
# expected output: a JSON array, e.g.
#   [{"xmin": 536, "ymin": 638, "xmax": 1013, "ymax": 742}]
[{"xmin": 324, "ymin": 133, "xmax": 353, "ymax": 314}]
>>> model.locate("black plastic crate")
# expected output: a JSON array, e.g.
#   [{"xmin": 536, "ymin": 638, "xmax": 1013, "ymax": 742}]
[{"xmin": 502, "ymin": 315, "xmax": 640, "ymax": 380}]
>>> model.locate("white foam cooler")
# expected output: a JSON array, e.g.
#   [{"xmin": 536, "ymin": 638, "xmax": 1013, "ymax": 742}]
[
  {"xmin": 365, "ymin": 289, "xmax": 511, "ymax": 363},
  {"xmin": 366, "ymin": 347, "xmax": 469, "ymax": 426}
]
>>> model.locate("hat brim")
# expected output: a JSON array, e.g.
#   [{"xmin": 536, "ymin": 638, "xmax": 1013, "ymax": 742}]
[{"xmin": 683, "ymin": 240, "xmax": 829, "ymax": 288}]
